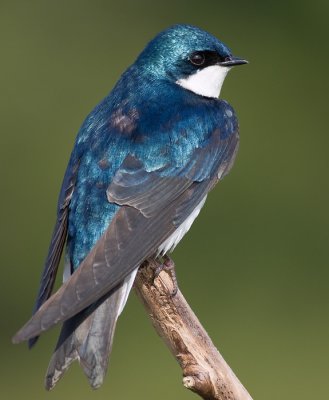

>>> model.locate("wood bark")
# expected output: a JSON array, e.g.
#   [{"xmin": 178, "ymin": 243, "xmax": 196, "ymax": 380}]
[{"xmin": 134, "ymin": 259, "xmax": 253, "ymax": 400}]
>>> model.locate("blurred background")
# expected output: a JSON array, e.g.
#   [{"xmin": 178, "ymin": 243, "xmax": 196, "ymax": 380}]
[{"xmin": 1, "ymin": 1, "xmax": 328, "ymax": 399}]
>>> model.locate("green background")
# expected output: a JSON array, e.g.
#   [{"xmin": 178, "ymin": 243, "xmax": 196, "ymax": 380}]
[{"xmin": 1, "ymin": 1, "xmax": 328, "ymax": 399}]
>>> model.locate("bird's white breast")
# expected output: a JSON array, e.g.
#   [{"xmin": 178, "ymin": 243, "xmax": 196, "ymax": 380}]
[
  {"xmin": 176, "ymin": 65, "xmax": 230, "ymax": 98},
  {"xmin": 116, "ymin": 268, "xmax": 138, "ymax": 315},
  {"xmin": 158, "ymin": 195, "xmax": 207, "ymax": 255}
]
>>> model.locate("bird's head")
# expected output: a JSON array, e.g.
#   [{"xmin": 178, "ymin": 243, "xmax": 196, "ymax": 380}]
[{"xmin": 135, "ymin": 24, "xmax": 247, "ymax": 98}]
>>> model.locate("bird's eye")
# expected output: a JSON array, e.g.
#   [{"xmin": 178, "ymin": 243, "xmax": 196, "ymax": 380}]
[{"xmin": 189, "ymin": 52, "xmax": 206, "ymax": 66}]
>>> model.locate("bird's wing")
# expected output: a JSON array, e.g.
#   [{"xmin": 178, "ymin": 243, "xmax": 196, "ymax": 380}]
[
  {"xmin": 28, "ymin": 156, "xmax": 79, "ymax": 347},
  {"xmin": 13, "ymin": 126, "xmax": 239, "ymax": 344}
]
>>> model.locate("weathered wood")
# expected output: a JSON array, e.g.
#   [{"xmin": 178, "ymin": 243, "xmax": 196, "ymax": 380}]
[{"xmin": 134, "ymin": 260, "xmax": 253, "ymax": 400}]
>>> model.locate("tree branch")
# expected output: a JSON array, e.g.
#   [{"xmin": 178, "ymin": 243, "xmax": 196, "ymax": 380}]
[{"xmin": 134, "ymin": 259, "xmax": 253, "ymax": 400}]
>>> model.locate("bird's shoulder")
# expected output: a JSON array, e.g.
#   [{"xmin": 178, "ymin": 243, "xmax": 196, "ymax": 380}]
[
  {"xmin": 75, "ymin": 86, "xmax": 238, "ymax": 159},
  {"xmin": 66, "ymin": 89, "xmax": 240, "ymax": 215}
]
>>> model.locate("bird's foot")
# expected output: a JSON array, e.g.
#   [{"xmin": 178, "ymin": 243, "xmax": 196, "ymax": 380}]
[{"xmin": 154, "ymin": 255, "xmax": 178, "ymax": 297}]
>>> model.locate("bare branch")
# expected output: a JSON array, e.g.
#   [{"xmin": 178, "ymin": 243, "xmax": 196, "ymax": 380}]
[{"xmin": 134, "ymin": 259, "xmax": 253, "ymax": 400}]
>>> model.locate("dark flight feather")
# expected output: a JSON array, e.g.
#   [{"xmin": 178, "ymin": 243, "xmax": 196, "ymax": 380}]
[
  {"xmin": 28, "ymin": 157, "xmax": 79, "ymax": 348},
  {"xmin": 45, "ymin": 282, "xmax": 126, "ymax": 389}
]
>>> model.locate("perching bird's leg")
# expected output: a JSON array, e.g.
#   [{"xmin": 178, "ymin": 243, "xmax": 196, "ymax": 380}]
[{"xmin": 153, "ymin": 255, "xmax": 178, "ymax": 296}]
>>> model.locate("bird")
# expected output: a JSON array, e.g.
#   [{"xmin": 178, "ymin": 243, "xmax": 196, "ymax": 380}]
[{"xmin": 12, "ymin": 24, "xmax": 247, "ymax": 390}]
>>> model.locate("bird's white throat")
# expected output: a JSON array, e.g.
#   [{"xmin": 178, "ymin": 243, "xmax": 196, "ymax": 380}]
[{"xmin": 176, "ymin": 65, "xmax": 230, "ymax": 98}]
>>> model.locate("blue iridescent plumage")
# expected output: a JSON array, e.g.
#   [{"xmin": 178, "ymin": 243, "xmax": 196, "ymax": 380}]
[
  {"xmin": 13, "ymin": 24, "xmax": 246, "ymax": 390},
  {"xmin": 69, "ymin": 85, "xmax": 238, "ymax": 268}
]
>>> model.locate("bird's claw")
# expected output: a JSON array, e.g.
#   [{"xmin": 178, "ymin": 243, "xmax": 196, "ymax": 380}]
[{"xmin": 153, "ymin": 255, "xmax": 178, "ymax": 297}]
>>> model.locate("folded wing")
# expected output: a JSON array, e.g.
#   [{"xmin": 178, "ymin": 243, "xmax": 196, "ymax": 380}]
[{"xmin": 13, "ymin": 125, "xmax": 239, "ymax": 344}]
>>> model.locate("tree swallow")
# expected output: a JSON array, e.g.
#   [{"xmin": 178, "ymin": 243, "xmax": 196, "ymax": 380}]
[{"xmin": 12, "ymin": 24, "xmax": 247, "ymax": 389}]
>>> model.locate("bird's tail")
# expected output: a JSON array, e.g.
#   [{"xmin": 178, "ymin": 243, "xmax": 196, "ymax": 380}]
[{"xmin": 45, "ymin": 269, "xmax": 137, "ymax": 390}]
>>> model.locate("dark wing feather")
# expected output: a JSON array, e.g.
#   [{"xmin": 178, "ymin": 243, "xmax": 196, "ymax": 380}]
[
  {"xmin": 12, "ymin": 179, "xmax": 210, "ymax": 343},
  {"xmin": 28, "ymin": 157, "xmax": 79, "ymax": 347},
  {"xmin": 107, "ymin": 155, "xmax": 192, "ymax": 217},
  {"xmin": 13, "ymin": 127, "xmax": 239, "ymax": 344}
]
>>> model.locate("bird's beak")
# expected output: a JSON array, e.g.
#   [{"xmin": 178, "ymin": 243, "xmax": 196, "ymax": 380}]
[{"xmin": 219, "ymin": 56, "xmax": 248, "ymax": 67}]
